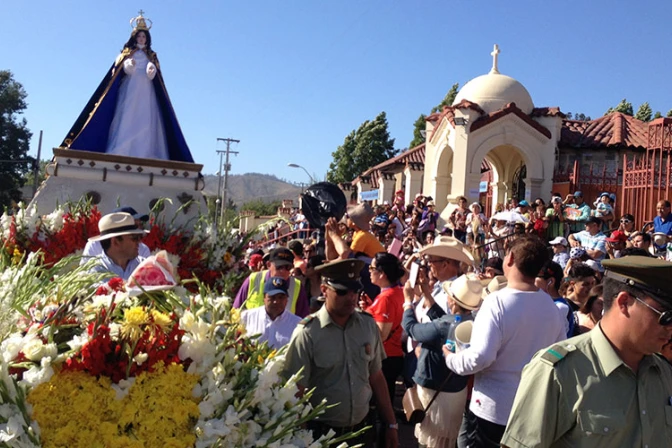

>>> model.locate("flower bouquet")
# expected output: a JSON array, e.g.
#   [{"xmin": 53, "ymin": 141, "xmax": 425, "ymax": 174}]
[{"xmin": 0, "ymin": 254, "xmax": 363, "ymax": 447}]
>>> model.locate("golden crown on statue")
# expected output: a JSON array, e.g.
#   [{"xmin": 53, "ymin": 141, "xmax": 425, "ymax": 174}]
[{"xmin": 130, "ymin": 10, "xmax": 152, "ymax": 31}]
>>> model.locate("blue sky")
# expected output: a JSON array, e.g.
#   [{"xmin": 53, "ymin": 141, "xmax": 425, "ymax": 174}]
[{"xmin": 2, "ymin": 1, "xmax": 671, "ymax": 184}]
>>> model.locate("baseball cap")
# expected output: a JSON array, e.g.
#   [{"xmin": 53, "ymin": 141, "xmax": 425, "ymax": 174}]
[
  {"xmin": 573, "ymin": 191, "xmax": 583, "ymax": 197},
  {"xmin": 585, "ymin": 260, "xmax": 605, "ymax": 273},
  {"xmin": 549, "ymin": 236, "xmax": 568, "ymax": 247},
  {"xmin": 264, "ymin": 276, "xmax": 290, "ymax": 296},
  {"xmin": 598, "ymin": 192, "xmax": 610, "ymax": 199},
  {"xmin": 518, "ymin": 200, "xmax": 530, "ymax": 207},
  {"xmin": 587, "ymin": 216, "xmax": 602, "ymax": 226},
  {"xmin": 269, "ymin": 248, "xmax": 293, "ymax": 267},
  {"xmin": 605, "ymin": 230, "xmax": 627, "ymax": 243}
]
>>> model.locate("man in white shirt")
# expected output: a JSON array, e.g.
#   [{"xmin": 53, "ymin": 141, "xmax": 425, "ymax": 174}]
[
  {"xmin": 443, "ymin": 236, "xmax": 566, "ymax": 448},
  {"xmin": 81, "ymin": 206, "xmax": 150, "ymax": 263},
  {"xmin": 241, "ymin": 276, "xmax": 301, "ymax": 349},
  {"xmin": 87, "ymin": 212, "xmax": 149, "ymax": 281}
]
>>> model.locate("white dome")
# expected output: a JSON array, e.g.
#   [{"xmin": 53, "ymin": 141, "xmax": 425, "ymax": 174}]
[{"xmin": 452, "ymin": 72, "xmax": 534, "ymax": 115}]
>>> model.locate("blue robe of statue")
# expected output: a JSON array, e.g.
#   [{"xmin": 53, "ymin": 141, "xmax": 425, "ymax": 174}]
[{"xmin": 60, "ymin": 47, "xmax": 194, "ymax": 163}]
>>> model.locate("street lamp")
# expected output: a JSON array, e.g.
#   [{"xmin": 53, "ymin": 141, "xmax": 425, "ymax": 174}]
[{"xmin": 287, "ymin": 163, "xmax": 316, "ymax": 184}]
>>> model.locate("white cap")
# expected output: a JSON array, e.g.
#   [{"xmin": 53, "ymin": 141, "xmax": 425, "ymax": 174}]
[
  {"xmin": 585, "ymin": 259, "xmax": 605, "ymax": 273},
  {"xmin": 549, "ymin": 236, "xmax": 568, "ymax": 247}
]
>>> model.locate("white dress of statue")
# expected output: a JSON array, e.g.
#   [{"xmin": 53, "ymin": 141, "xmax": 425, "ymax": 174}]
[{"xmin": 106, "ymin": 45, "xmax": 169, "ymax": 159}]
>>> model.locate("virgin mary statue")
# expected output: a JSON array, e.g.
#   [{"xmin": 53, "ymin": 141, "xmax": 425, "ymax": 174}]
[{"xmin": 60, "ymin": 12, "xmax": 194, "ymax": 163}]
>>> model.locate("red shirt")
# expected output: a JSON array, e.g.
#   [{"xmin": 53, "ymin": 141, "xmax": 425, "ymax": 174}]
[{"xmin": 368, "ymin": 285, "xmax": 404, "ymax": 357}]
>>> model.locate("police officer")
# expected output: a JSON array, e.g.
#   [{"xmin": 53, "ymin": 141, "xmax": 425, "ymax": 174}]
[
  {"xmin": 502, "ymin": 256, "xmax": 672, "ymax": 447},
  {"xmin": 283, "ymin": 259, "xmax": 398, "ymax": 448}
]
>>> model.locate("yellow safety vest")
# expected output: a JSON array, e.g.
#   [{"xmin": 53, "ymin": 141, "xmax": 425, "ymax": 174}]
[{"xmin": 245, "ymin": 270, "xmax": 300, "ymax": 314}]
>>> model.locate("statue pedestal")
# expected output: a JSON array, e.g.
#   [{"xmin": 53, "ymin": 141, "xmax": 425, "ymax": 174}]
[{"xmin": 30, "ymin": 149, "xmax": 207, "ymax": 228}]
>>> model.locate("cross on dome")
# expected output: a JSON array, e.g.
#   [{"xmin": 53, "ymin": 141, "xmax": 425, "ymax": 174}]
[{"xmin": 490, "ymin": 44, "xmax": 500, "ymax": 74}]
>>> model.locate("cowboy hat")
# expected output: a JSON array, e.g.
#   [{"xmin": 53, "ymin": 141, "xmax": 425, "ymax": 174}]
[
  {"xmin": 442, "ymin": 274, "xmax": 483, "ymax": 310},
  {"xmin": 88, "ymin": 212, "xmax": 149, "ymax": 242},
  {"xmin": 419, "ymin": 236, "xmax": 474, "ymax": 265},
  {"xmin": 347, "ymin": 203, "xmax": 374, "ymax": 230},
  {"xmin": 481, "ymin": 275, "xmax": 507, "ymax": 299}
]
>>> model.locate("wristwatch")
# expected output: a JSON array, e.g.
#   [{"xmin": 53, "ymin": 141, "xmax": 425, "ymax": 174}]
[{"xmin": 388, "ymin": 423, "xmax": 398, "ymax": 430}]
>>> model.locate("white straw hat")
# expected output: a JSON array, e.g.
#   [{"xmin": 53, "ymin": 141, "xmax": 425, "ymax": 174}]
[
  {"xmin": 88, "ymin": 213, "xmax": 149, "ymax": 242},
  {"xmin": 442, "ymin": 274, "xmax": 483, "ymax": 310}
]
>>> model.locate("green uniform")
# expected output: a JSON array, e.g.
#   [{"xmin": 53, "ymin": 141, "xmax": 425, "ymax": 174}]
[
  {"xmin": 283, "ymin": 305, "xmax": 385, "ymax": 427},
  {"xmin": 502, "ymin": 324, "xmax": 672, "ymax": 448}
]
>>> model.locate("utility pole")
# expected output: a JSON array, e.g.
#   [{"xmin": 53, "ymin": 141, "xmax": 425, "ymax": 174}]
[
  {"xmin": 216, "ymin": 138, "xmax": 240, "ymax": 227},
  {"xmin": 33, "ymin": 130, "xmax": 43, "ymax": 198}
]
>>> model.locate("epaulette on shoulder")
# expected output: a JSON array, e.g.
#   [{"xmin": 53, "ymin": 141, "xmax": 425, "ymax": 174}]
[
  {"xmin": 540, "ymin": 342, "xmax": 576, "ymax": 366},
  {"xmin": 298, "ymin": 315, "xmax": 315, "ymax": 326}
]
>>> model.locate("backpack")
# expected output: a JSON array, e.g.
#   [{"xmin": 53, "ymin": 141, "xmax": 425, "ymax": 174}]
[{"xmin": 553, "ymin": 297, "xmax": 576, "ymax": 338}]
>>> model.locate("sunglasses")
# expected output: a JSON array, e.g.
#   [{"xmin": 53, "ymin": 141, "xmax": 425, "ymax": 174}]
[
  {"xmin": 328, "ymin": 286, "xmax": 360, "ymax": 296},
  {"xmin": 633, "ymin": 295, "xmax": 672, "ymax": 326},
  {"xmin": 620, "ymin": 219, "xmax": 632, "ymax": 224},
  {"xmin": 274, "ymin": 264, "xmax": 291, "ymax": 271}
]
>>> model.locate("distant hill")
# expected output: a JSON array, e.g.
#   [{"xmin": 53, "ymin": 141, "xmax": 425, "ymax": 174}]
[{"xmin": 202, "ymin": 173, "xmax": 302, "ymax": 206}]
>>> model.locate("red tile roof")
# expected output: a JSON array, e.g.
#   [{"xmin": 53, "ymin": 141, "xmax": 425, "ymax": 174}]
[
  {"xmin": 470, "ymin": 102, "xmax": 552, "ymax": 139},
  {"xmin": 560, "ymin": 112, "xmax": 647, "ymax": 149}
]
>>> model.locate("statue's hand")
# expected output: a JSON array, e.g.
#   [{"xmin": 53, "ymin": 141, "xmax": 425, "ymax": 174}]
[
  {"xmin": 123, "ymin": 58, "xmax": 136, "ymax": 75},
  {"xmin": 146, "ymin": 62, "xmax": 157, "ymax": 80}
]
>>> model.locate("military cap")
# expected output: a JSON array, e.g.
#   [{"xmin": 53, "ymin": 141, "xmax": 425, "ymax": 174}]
[
  {"xmin": 602, "ymin": 256, "xmax": 672, "ymax": 308},
  {"xmin": 315, "ymin": 259, "xmax": 364, "ymax": 291},
  {"xmin": 269, "ymin": 247, "xmax": 293, "ymax": 267}
]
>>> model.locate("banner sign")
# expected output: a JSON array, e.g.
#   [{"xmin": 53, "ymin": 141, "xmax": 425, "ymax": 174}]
[{"xmin": 360, "ymin": 190, "xmax": 379, "ymax": 201}]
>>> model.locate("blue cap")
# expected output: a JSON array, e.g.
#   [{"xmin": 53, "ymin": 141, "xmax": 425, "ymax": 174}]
[
  {"xmin": 264, "ymin": 276, "xmax": 289, "ymax": 296},
  {"xmin": 609, "ymin": 193, "xmax": 617, "ymax": 202},
  {"xmin": 573, "ymin": 191, "xmax": 583, "ymax": 197},
  {"xmin": 112, "ymin": 206, "xmax": 149, "ymax": 222},
  {"xmin": 518, "ymin": 200, "xmax": 530, "ymax": 207},
  {"xmin": 598, "ymin": 192, "xmax": 610, "ymax": 198}
]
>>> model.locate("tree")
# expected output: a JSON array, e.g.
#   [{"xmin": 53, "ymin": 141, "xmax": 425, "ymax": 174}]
[
  {"xmin": 0, "ymin": 70, "xmax": 33, "ymax": 208},
  {"xmin": 605, "ymin": 99, "xmax": 633, "ymax": 116},
  {"xmin": 431, "ymin": 83, "xmax": 459, "ymax": 113},
  {"xmin": 654, "ymin": 111, "xmax": 663, "ymax": 119},
  {"xmin": 22, "ymin": 159, "xmax": 49, "ymax": 187},
  {"xmin": 239, "ymin": 199, "xmax": 282, "ymax": 216},
  {"xmin": 565, "ymin": 112, "xmax": 591, "ymax": 121},
  {"xmin": 409, "ymin": 113, "xmax": 427, "ymax": 148},
  {"xmin": 327, "ymin": 112, "xmax": 397, "ymax": 184},
  {"xmin": 666, "ymin": 109, "xmax": 672, "ymax": 118},
  {"xmin": 634, "ymin": 102, "xmax": 653, "ymax": 122}
]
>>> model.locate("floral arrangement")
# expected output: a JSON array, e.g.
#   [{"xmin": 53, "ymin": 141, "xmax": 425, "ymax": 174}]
[
  {"xmin": 0, "ymin": 254, "xmax": 361, "ymax": 447},
  {"xmin": 0, "ymin": 201, "xmax": 250, "ymax": 294}
]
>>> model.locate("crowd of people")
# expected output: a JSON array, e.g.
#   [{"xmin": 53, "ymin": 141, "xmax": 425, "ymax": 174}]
[{"xmin": 82, "ymin": 192, "xmax": 672, "ymax": 447}]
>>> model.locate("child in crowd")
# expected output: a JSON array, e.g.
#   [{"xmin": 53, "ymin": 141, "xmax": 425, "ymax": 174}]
[
  {"xmin": 593, "ymin": 192, "xmax": 614, "ymax": 230},
  {"xmin": 549, "ymin": 236, "xmax": 569, "ymax": 269}
]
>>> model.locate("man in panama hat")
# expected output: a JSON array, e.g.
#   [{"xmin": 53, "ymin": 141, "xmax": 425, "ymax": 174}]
[
  {"xmin": 81, "ymin": 206, "xmax": 151, "ymax": 264},
  {"xmin": 503, "ymin": 256, "xmax": 672, "ymax": 447},
  {"xmin": 87, "ymin": 212, "xmax": 149, "ymax": 280}
]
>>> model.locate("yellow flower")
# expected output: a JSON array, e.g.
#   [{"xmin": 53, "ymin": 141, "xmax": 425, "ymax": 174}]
[
  {"xmin": 223, "ymin": 251, "xmax": 233, "ymax": 265},
  {"xmin": 28, "ymin": 363, "xmax": 200, "ymax": 448},
  {"xmin": 230, "ymin": 308, "xmax": 241, "ymax": 323},
  {"xmin": 121, "ymin": 307, "xmax": 148, "ymax": 341},
  {"xmin": 150, "ymin": 309, "xmax": 172, "ymax": 331},
  {"xmin": 11, "ymin": 247, "xmax": 22, "ymax": 265}
]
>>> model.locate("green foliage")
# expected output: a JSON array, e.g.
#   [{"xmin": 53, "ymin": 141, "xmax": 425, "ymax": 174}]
[
  {"xmin": 0, "ymin": 70, "xmax": 34, "ymax": 208},
  {"xmin": 654, "ymin": 111, "xmax": 663, "ymax": 119},
  {"xmin": 22, "ymin": 159, "xmax": 49, "ymax": 187},
  {"xmin": 239, "ymin": 199, "xmax": 282, "ymax": 217},
  {"xmin": 431, "ymin": 83, "xmax": 459, "ymax": 113},
  {"xmin": 409, "ymin": 114, "xmax": 427, "ymax": 148},
  {"xmin": 565, "ymin": 112, "xmax": 591, "ymax": 121},
  {"xmin": 666, "ymin": 109, "xmax": 672, "ymax": 118},
  {"xmin": 327, "ymin": 112, "xmax": 397, "ymax": 184},
  {"xmin": 634, "ymin": 102, "xmax": 653, "ymax": 122},
  {"xmin": 605, "ymin": 99, "xmax": 633, "ymax": 116}
]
